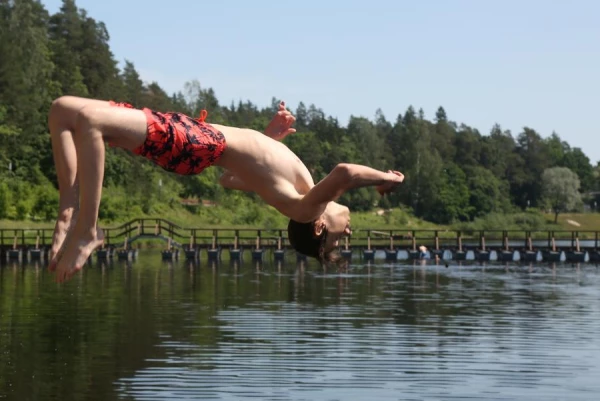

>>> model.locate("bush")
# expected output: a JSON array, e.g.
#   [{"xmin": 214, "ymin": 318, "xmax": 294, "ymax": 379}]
[
  {"xmin": 0, "ymin": 181, "xmax": 11, "ymax": 219},
  {"xmin": 32, "ymin": 185, "xmax": 59, "ymax": 220}
]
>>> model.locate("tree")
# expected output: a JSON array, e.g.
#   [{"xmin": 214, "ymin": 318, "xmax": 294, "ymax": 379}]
[
  {"xmin": 453, "ymin": 124, "xmax": 481, "ymax": 167},
  {"xmin": 120, "ymin": 60, "xmax": 144, "ymax": 106},
  {"xmin": 515, "ymin": 127, "xmax": 551, "ymax": 208},
  {"xmin": 432, "ymin": 106, "xmax": 456, "ymax": 161},
  {"xmin": 562, "ymin": 148, "xmax": 594, "ymax": 192},
  {"xmin": 544, "ymin": 132, "xmax": 568, "ymax": 166},
  {"xmin": 541, "ymin": 167, "xmax": 582, "ymax": 223},
  {"xmin": 426, "ymin": 163, "xmax": 471, "ymax": 224},
  {"xmin": 294, "ymin": 102, "xmax": 308, "ymax": 130},
  {"xmin": 48, "ymin": 0, "xmax": 88, "ymax": 97},
  {"xmin": 78, "ymin": 11, "xmax": 123, "ymax": 98},
  {"xmin": 435, "ymin": 106, "xmax": 447, "ymax": 123},
  {"xmin": 0, "ymin": 0, "xmax": 58, "ymax": 183},
  {"xmin": 480, "ymin": 124, "xmax": 517, "ymax": 178},
  {"xmin": 346, "ymin": 116, "xmax": 384, "ymax": 168},
  {"xmin": 464, "ymin": 166, "xmax": 511, "ymax": 218}
]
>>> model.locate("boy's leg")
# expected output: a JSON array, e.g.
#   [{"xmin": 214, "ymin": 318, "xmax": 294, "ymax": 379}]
[
  {"xmin": 54, "ymin": 105, "xmax": 148, "ymax": 283},
  {"xmin": 48, "ymin": 96, "xmax": 115, "ymax": 269}
]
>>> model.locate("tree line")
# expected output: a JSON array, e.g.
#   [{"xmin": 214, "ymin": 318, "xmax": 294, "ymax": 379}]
[{"xmin": 1, "ymin": 0, "xmax": 597, "ymax": 225}]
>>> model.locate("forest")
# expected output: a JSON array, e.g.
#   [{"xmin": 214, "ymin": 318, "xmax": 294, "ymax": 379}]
[{"xmin": 1, "ymin": 0, "xmax": 598, "ymax": 228}]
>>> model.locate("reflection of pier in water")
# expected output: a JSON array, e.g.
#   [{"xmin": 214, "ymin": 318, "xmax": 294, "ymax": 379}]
[{"xmin": 1, "ymin": 218, "xmax": 600, "ymax": 264}]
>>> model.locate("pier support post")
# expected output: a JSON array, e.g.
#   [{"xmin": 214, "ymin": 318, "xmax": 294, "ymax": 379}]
[
  {"xmin": 408, "ymin": 231, "xmax": 420, "ymax": 260},
  {"xmin": 274, "ymin": 232, "xmax": 285, "ymax": 262},
  {"xmin": 542, "ymin": 232, "xmax": 561, "ymax": 262},
  {"xmin": 8, "ymin": 235, "xmax": 22, "ymax": 262},
  {"xmin": 497, "ymin": 231, "xmax": 514, "ymax": 262},
  {"xmin": 229, "ymin": 231, "xmax": 242, "ymax": 262},
  {"xmin": 96, "ymin": 246, "xmax": 113, "ymax": 261},
  {"xmin": 566, "ymin": 231, "xmax": 586, "ymax": 262},
  {"xmin": 341, "ymin": 237, "xmax": 352, "ymax": 260},
  {"xmin": 252, "ymin": 231, "xmax": 264, "ymax": 262},
  {"xmin": 185, "ymin": 233, "xmax": 199, "ymax": 261},
  {"xmin": 29, "ymin": 235, "xmax": 43, "ymax": 261},
  {"xmin": 363, "ymin": 231, "xmax": 375, "ymax": 261},
  {"xmin": 118, "ymin": 237, "xmax": 138, "ymax": 261},
  {"xmin": 385, "ymin": 231, "xmax": 397, "ymax": 261},
  {"xmin": 161, "ymin": 249, "xmax": 179, "ymax": 261},
  {"xmin": 476, "ymin": 231, "xmax": 491, "ymax": 261},
  {"xmin": 8, "ymin": 243, "xmax": 22, "ymax": 262},
  {"xmin": 454, "ymin": 231, "xmax": 466, "ymax": 260},
  {"xmin": 430, "ymin": 231, "xmax": 443, "ymax": 260},
  {"xmin": 118, "ymin": 249, "xmax": 137, "ymax": 261},
  {"xmin": 207, "ymin": 230, "xmax": 220, "ymax": 262},
  {"xmin": 520, "ymin": 231, "xmax": 537, "ymax": 262},
  {"xmin": 161, "ymin": 238, "xmax": 179, "ymax": 261},
  {"xmin": 185, "ymin": 247, "xmax": 199, "ymax": 261}
]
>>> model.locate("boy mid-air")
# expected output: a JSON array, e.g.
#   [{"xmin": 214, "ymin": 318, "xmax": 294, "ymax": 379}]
[{"xmin": 48, "ymin": 96, "xmax": 404, "ymax": 282}]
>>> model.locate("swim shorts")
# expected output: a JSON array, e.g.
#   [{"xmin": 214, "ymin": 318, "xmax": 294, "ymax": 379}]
[{"xmin": 108, "ymin": 101, "xmax": 227, "ymax": 175}]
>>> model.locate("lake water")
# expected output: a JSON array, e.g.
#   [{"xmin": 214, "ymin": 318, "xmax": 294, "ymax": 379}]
[{"xmin": 1, "ymin": 253, "xmax": 600, "ymax": 400}]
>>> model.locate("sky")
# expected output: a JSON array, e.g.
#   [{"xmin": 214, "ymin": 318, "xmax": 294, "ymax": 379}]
[{"xmin": 42, "ymin": 0, "xmax": 600, "ymax": 163}]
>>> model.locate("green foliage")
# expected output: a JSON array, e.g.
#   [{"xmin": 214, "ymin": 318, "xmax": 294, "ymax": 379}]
[
  {"xmin": 0, "ymin": 181, "xmax": 12, "ymax": 219},
  {"xmin": 464, "ymin": 166, "xmax": 512, "ymax": 217},
  {"xmin": 0, "ymin": 0, "xmax": 597, "ymax": 228},
  {"xmin": 32, "ymin": 184, "xmax": 60, "ymax": 220},
  {"xmin": 427, "ymin": 163, "xmax": 471, "ymax": 224}
]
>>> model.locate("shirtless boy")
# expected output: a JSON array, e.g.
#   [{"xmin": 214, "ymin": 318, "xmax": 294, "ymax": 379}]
[{"xmin": 48, "ymin": 96, "xmax": 404, "ymax": 283}]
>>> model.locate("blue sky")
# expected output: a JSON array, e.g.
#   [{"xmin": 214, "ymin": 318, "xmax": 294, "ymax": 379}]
[{"xmin": 43, "ymin": 0, "xmax": 600, "ymax": 163}]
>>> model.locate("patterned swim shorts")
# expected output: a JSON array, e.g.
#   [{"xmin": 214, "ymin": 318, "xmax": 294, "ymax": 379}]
[{"xmin": 109, "ymin": 101, "xmax": 227, "ymax": 175}]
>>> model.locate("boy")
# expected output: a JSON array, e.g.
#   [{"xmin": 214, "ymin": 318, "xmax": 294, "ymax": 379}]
[{"xmin": 48, "ymin": 96, "xmax": 404, "ymax": 283}]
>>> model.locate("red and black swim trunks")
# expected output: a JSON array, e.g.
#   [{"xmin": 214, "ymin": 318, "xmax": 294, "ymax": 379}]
[{"xmin": 108, "ymin": 101, "xmax": 226, "ymax": 175}]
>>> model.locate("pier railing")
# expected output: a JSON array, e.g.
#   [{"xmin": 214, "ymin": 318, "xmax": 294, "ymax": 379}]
[{"xmin": 1, "ymin": 219, "xmax": 600, "ymax": 252}]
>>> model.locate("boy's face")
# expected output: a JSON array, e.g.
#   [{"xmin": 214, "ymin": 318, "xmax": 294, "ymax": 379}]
[{"xmin": 320, "ymin": 202, "xmax": 352, "ymax": 251}]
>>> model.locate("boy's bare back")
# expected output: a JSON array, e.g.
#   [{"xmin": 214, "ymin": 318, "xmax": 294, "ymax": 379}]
[{"xmin": 212, "ymin": 124, "xmax": 316, "ymax": 219}]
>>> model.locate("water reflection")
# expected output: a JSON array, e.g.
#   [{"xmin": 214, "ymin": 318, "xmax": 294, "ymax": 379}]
[{"xmin": 0, "ymin": 254, "xmax": 599, "ymax": 400}]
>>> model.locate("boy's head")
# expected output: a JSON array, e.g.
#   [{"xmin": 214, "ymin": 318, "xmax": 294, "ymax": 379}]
[{"xmin": 287, "ymin": 201, "xmax": 351, "ymax": 265}]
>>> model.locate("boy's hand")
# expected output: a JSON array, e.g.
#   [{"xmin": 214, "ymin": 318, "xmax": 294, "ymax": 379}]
[
  {"xmin": 376, "ymin": 170, "xmax": 404, "ymax": 196},
  {"xmin": 265, "ymin": 101, "xmax": 297, "ymax": 141}
]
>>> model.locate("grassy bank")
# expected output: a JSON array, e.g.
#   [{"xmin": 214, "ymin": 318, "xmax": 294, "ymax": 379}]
[{"xmin": 544, "ymin": 213, "xmax": 600, "ymax": 232}]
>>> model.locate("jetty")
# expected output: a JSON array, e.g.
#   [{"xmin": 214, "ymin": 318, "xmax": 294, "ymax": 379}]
[{"xmin": 1, "ymin": 218, "xmax": 600, "ymax": 264}]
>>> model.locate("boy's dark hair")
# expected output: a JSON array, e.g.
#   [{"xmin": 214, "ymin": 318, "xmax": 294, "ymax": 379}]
[{"xmin": 287, "ymin": 219, "xmax": 344, "ymax": 266}]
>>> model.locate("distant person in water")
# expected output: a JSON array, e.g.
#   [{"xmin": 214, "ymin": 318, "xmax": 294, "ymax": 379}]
[{"xmin": 47, "ymin": 96, "xmax": 404, "ymax": 282}]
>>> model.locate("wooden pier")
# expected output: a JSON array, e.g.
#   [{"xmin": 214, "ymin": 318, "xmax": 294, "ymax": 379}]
[{"xmin": 1, "ymin": 218, "xmax": 600, "ymax": 264}]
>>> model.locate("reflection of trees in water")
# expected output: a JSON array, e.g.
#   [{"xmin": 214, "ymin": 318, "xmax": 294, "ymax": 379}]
[{"xmin": 0, "ymin": 258, "xmax": 596, "ymax": 400}]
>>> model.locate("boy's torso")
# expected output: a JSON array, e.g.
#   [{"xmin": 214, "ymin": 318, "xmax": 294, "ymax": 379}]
[{"xmin": 214, "ymin": 125, "xmax": 316, "ymax": 212}]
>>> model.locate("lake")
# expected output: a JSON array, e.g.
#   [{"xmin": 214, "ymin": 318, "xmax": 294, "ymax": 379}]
[{"xmin": 1, "ymin": 253, "xmax": 599, "ymax": 400}]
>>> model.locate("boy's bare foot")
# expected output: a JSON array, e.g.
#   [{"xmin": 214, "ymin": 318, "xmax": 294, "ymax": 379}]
[
  {"xmin": 54, "ymin": 227, "xmax": 104, "ymax": 283},
  {"xmin": 48, "ymin": 210, "xmax": 78, "ymax": 272}
]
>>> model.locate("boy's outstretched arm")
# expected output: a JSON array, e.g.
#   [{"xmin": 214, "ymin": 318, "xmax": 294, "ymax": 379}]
[{"xmin": 295, "ymin": 163, "xmax": 404, "ymax": 222}]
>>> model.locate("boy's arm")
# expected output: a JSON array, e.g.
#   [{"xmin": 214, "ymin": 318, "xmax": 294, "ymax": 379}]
[{"xmin": 294, "ymin": 163, "xmax": 404, "ymax": 222}]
